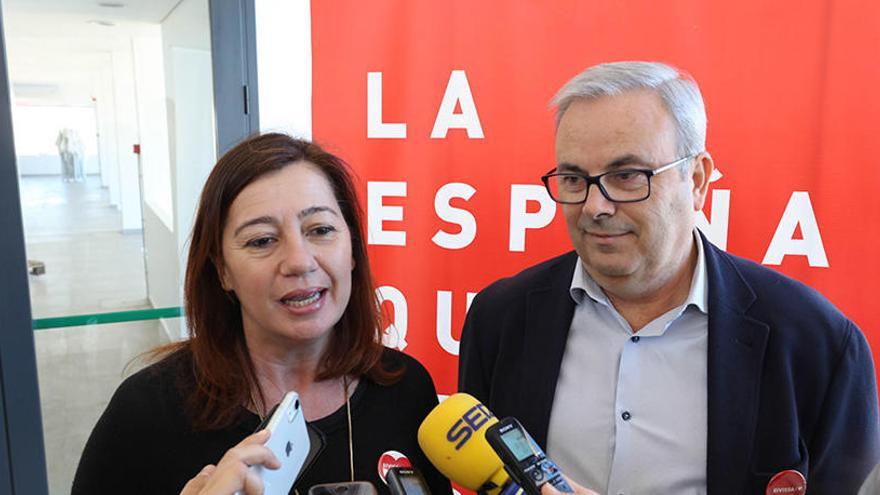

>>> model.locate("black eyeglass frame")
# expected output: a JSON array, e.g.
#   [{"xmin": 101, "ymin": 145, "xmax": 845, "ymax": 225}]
[{"xmin": 540, "ymin": 154, "xmax": 698, "ymax": 204}]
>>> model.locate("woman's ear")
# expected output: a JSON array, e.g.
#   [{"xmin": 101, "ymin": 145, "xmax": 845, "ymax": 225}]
[{"xmin": 215, "ymin": 258, "xmax": 232, "ymax": 291}]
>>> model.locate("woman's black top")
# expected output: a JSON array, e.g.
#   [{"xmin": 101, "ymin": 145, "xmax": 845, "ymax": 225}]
[{"xmin": 71, "ymin": 347, "xmax": 451, "ymax": 495}]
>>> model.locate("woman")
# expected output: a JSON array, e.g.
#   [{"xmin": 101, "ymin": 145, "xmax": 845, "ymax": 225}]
[{"xmin": 72, "ymin": 134, "xmax": 450, "ymax": 495}]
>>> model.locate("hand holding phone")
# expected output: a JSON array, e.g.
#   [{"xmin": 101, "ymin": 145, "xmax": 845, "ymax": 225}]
[
  {"xmin": 251, "ymin": 391, "xmax": 311, "ymax": 495},
  {"xmin": 180, "ymin": 392, "xmax": 310, "ymax": 495},
  {"xmin": 180, "ymin": 429, "xmax": 280, "ymax": 495},
  {"xmin": 484, "ymin": 417, "xmax": 573, "ymax": 495}
]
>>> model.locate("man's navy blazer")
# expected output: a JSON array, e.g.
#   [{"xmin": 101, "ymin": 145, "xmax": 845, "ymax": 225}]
[{"xmin": 459, "ymin": 235, "xmax": 880, "ymax": 494}]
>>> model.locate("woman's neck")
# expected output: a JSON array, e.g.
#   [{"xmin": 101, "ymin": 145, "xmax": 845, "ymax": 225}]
[{"xmin": 243, "ymin": 329, "xmax": 352, "ymax": 421}]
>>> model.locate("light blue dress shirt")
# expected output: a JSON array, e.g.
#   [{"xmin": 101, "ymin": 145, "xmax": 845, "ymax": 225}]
[{"xmin": 546, "ymin": 231, "xmax": 709, "ymax": 495}]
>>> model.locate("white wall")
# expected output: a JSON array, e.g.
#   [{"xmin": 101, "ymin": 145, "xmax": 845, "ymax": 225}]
[
  {"xmin": 131, "ymin": 26, "xmax": 184, "ymax": 337},
  {"xmin": 255, "ymin": 0, "xmax": 312, "ymax": 138},
  {"xmin": 171, "ymin": 45, "xmax": 215, "ymax": 257},
  {"xmin": 140, "ymin": 0, "xmax": 215, "ymax": 340},
  {"xmin": 110, "ymin": 45, "xmax": 143, "ymax": 232},
  {"xmin": 94, "ymin": 63, "xmax": 120, "ymax": 205},
  {"xmin": 142, "ymin": 204, "xmax": 180, "ymax": 327},
  {"xmin": 132, "ymin": 30, "xmax": 173, "ymax": 230}
]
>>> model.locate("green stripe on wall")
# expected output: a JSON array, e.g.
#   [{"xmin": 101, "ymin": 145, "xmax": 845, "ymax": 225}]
[{"xmin": 32, "ymin": 307, "xmax": 184, "ymax": 330}]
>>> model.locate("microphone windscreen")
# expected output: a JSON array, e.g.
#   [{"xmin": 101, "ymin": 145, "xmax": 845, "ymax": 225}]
[{"xmin": 417, "ymin": 393, "xmax": 508, "ymax": 492}]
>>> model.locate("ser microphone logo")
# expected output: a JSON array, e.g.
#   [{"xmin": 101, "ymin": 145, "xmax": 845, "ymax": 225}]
[{"xmin": 446, "ymin": 403, "xmax": 494, "ymax": 450}]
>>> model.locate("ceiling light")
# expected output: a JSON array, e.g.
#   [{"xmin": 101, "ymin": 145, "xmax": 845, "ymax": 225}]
[
  {"xmin": 87, "ymin": 20, "xmax": 116, "ymax": 27},
  {"xmin": 98, "ymin": 2, "xmax": 125, "ymax": 7}
]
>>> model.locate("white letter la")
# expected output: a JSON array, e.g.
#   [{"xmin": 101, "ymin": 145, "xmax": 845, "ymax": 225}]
[
  {"xmin": 367, "ymin": 72, "xmax": 406, "ymax": 138},
  {"xmin": 762, "ymin": 191, "xmax": 829, "ymax": 267},
  {"xmin": 431, "ymin": 70, "xmax": 484, "ymax": 139}
]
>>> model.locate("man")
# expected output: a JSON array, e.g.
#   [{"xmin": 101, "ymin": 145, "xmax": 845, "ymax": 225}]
[{"xmin": 458, "ymin": 61, "xmax": 880, "ymax": 494}]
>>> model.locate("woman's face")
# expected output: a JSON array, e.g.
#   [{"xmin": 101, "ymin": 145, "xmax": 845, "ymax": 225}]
[{"xmin": 219, "ymin": 161, "xmax": 354, "ymax": 348}]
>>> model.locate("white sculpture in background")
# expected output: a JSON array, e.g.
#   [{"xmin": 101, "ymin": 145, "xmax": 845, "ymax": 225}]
[{"xmin": 55, "ymin": 128, "xmax": 85, "ymax": 182}]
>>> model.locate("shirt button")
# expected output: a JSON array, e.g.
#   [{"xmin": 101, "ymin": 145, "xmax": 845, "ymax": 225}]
[
  {"xmin": 630, "ymin": 336, "xmax": 640, "ymax": 343},
  {"xmin": 621, "ymin": 411, "xmax": 632, "ymax": 421}
]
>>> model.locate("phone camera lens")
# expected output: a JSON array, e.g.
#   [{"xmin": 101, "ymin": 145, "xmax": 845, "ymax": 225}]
[{"xmin": 294, "ymin": 399, "xmax": 300, "ymax": 410}]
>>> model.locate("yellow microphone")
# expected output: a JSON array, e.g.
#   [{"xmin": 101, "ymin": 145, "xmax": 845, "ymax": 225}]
[{"xmin": 417, "ymin": 393, "xmax": 510, "ymax": 495}]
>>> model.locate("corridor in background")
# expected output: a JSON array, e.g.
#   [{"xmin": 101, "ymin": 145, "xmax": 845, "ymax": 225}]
[{"xmin": 4, "ymin": 0, "xmax": 217, "ymax": 492}]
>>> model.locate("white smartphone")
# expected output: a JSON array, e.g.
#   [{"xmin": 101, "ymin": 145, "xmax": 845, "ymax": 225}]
[{"xmin": 251, "ymin": 391, "xmax": 311, "ymax": 495}]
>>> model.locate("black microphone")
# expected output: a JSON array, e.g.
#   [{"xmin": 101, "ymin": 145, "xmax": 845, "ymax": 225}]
[
  {"xmin": 387, "ymin": 466, "xmax": 432, "ymax": 495},
  {"xmin": 308, "ymin": 481, "xmax": 379, "ymax": 495}
]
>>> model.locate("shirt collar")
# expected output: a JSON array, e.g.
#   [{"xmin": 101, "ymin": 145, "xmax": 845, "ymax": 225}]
[{"xmin": 569, "ymin": 229, "xmax": 708, "ymax": 314}]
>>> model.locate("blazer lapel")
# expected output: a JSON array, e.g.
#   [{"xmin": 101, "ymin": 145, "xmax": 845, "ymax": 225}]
[
  {"xmin": 703, "ymin": 237, "xmax": 770, "ymax": 495},
  {"xmin": 519, "ymin": 252, "xmax": 578, "ymax": 449}
]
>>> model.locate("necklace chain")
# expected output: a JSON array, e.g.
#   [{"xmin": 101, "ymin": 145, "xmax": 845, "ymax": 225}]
[{"xmin": 343, "ymin": 375, "xmax": 354, "ymax": 482}]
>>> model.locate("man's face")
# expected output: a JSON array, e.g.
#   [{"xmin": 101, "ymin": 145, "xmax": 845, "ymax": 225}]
[{"xmin": 555, "ymin": 89, "xmax": 708, "ymax": 297}]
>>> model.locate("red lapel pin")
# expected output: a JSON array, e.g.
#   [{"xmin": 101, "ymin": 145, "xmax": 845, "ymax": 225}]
[{"xmin": 765, "ymin": 469, "xmax": 807, "ymax": 495}]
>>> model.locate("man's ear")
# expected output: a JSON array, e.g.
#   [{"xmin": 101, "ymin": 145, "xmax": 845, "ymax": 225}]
[{"xmin": 691, "ymin": 152, "xmax": 715, "ymax": 211}]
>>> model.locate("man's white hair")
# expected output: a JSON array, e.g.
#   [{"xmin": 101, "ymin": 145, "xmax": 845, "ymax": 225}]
[{"xmin": 551, "ymin": 61, "xmax": 707, "ymax": 157}]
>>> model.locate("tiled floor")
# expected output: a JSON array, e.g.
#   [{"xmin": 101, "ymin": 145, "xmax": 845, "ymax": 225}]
[
  {"xmin": 34, "ymin": 321, "xmax": 165, "ymax": 494},
  {"xmin": 22, "ymin": 175, "xmax": 170, "ymax": 494},
  {"xmin": 22, "ymin": 176, "xmax": 149, "ymax": 318}
]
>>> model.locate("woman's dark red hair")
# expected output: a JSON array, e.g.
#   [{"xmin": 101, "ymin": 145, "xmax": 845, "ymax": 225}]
[{"xmin": 166, "ymin": 133, "xmax": 398, "ymax": 430}]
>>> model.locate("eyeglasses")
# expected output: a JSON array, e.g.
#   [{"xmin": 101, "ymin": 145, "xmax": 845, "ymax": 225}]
[{"xmin": 540, "ymin": 154, "xmax": 696, "ymax": 204}]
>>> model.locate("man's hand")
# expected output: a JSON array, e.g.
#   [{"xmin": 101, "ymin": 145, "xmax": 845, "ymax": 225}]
[{"xmin": 541, "ymin": 477, "xmax": 600, "ymax": 495}]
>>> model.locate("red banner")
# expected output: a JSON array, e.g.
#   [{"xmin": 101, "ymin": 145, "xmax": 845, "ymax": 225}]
[{"xmin": 311, "ymin": 0, "xmax": 880, "ymax": 395}]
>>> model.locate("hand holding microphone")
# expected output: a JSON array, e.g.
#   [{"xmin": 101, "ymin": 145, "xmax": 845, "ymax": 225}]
[
  {"xmin": 417, "ymin": 394, "xmax": 580, "ymax": 495},
  {"xmin": 417, "ymin": 393, "xmax": 510, "ymax": 494}
]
